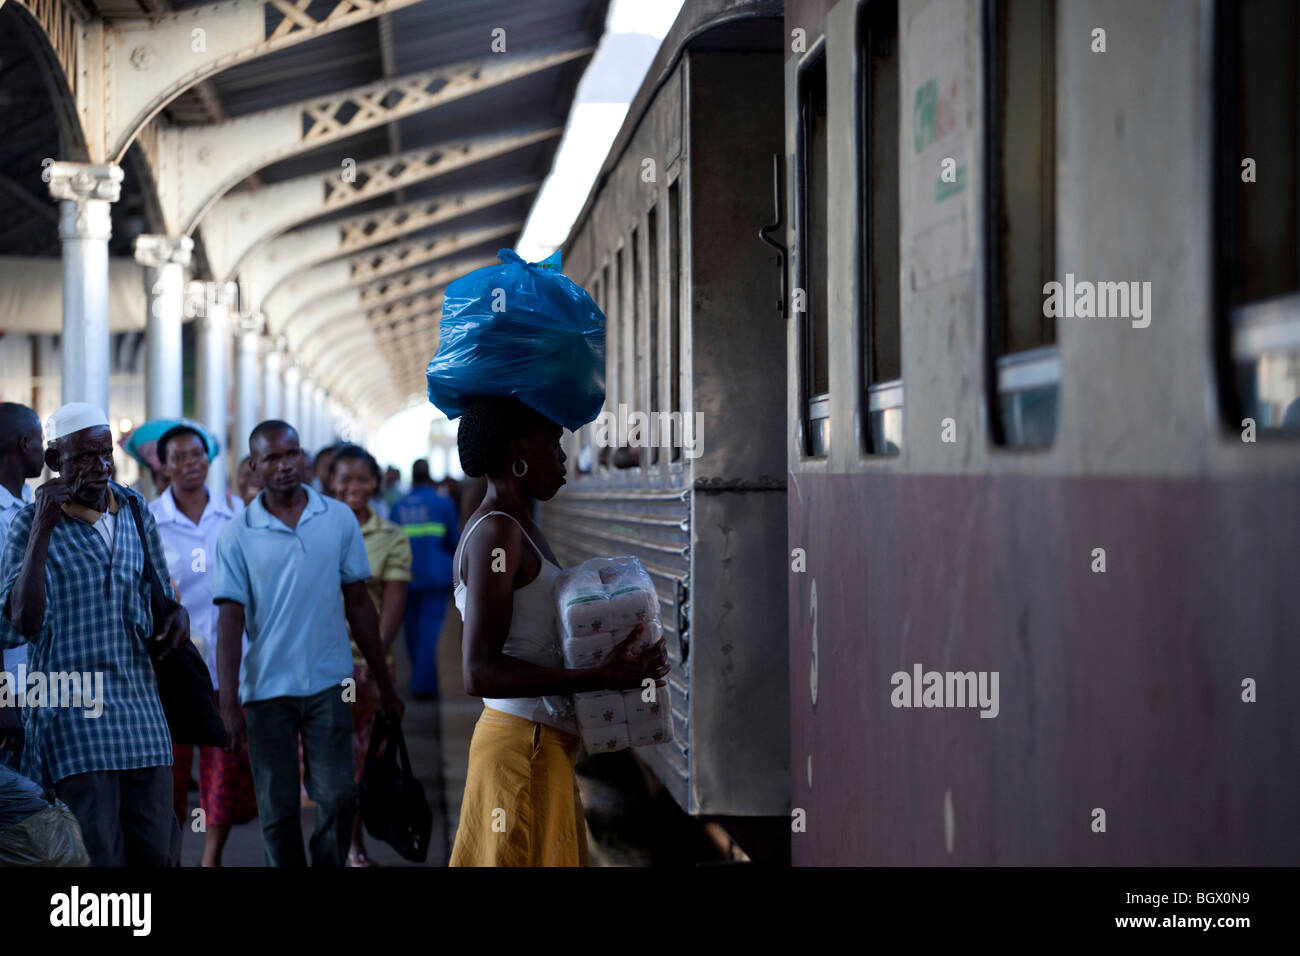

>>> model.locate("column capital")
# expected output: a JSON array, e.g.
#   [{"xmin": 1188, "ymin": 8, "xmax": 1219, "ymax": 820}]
[
  {"xmin": 47, "ymin": 162, "xmax": 123, "ymax": 204},
  {"xmin": 134, "ymin": 234, "xmax": 193, "ymax": 269}
]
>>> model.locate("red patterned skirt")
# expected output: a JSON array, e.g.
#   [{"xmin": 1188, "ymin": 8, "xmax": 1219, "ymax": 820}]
[{"xmin": 170, "ymin": 691, "xmax": 258, "ymax": 829}]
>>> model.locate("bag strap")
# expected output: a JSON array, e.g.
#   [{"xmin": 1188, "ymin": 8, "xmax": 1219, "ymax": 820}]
[
  {"xmin": 126, "ymin": 496, "xmax": 168, "ymax": 601},
  {"xmin": 364, "ymin": 712, "xmax": 391, "ymax": 768},
  {"xmin": 390, "ymin": 718, "xmax": 412, "ymax": 776}
]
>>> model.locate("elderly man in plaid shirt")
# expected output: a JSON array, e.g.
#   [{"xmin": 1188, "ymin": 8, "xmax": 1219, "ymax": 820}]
[{"xmin": 0, "ymin": 403, "xmax": 190, "ymax": 866}]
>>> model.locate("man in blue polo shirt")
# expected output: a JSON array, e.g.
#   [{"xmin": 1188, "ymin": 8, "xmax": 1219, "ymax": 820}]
[{"xmin": 213, "ymin": 419, "xmax": 403, "ymax": 867}]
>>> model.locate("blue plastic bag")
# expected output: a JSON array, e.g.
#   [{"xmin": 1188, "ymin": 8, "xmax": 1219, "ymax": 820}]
[{"xmin": 425, "ymin": 248, "xmax": 606, "ymax": 431}]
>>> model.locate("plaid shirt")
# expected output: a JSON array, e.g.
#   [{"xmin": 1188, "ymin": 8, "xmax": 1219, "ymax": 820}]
[{"xmin": 0, "ymin": 481, "xmax": 173, "ymax": 786}]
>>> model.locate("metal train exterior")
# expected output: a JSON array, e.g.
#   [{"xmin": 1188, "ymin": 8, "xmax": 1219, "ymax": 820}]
[
  {"xmin": 543, "ymin": 0, "xmax": 790, "ymax": 820},
  {"xmin": 784, "ymin": 0, "xmax": 1300, "ymax": 865},
  {"xmin": 546, "ymin": 0, "xmax": 1299, "ymax": 865}
]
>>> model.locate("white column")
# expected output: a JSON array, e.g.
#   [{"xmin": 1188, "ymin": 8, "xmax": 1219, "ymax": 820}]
[
  {"xmin": 261, "ymin": 334, "xmax": 283, "ymax": 421},
  {"xmin": 299, "ymin": 375, "xmax": 316, "ymax": 454},
  {"xmin": 282, "ymin": 364, "xmax": 301, "ymax": 435},
  {"xmin": 196, "ymin": 281, "xmax": 235, "ymax": 498},
  {"xmin": 314, "ymin": 386, "xmax": 330, "ymax": 446},
  {"xmin": 233, "ymin": 312, "xmax": 262, "ymax": 465},
  {"xmin": 48, "ymin": 163, "xmax": 122, "ymax": 411},
  {"xmin": 134, "ymin": 235, "xmax": 193, "ymax": 421}
]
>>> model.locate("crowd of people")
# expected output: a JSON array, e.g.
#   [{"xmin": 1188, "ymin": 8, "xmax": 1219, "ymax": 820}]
[
  {"xmin": 0, "ymin": 392, "xmax": 668, "ymax": 869},
  {"xmin": 0, "ymin": 401, "xmax": 467, "ymax": 866}
]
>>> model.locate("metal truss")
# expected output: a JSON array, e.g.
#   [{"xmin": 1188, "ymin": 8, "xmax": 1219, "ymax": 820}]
[
  {"xmin": 292, "ymin": 254, "xmax": 491, "ymax": 356},
  {"xmin": 73, "ymin": 0, "xmax": 428, "ymax": 163},
  {"xmin": 272, "ymin": 221, "xmax": 521, "ymax": 345},
  {"xmin": 155, "ymin": 45, "xmax": 588, "ymax": 232},
  {"xmin": 201, "ymin": 126, "xmax": 558, "ymax": 278},
  {"xmin": 241, "ymin": 183, "xmax": 533, "ymax": 313}
]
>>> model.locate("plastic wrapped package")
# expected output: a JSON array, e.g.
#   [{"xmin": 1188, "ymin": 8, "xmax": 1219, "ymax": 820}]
[
  {"xmin": 623, "ymin": 620, "xmax": 662, "ymax": 656},
  {"xmin": 552, "ymin": 556, "xmax": 673, "ymax": 753},
  {"xmin": 425, "ymin": 248, "xmax": 606, "ymax": 432},
  {"xmin": 0, "ymin": 765, "xmax": 90, "ymax": 866},
  {"xmin": 607, "ymin": 586, "xmax": 657, "ymax": 631},
  {"xmin": 558, "ymin": 596, "xmax": 610, "ymax": 640},
  {"xmin": 0, "ymin": 764, "xmax": 49, "ymax": 827}
]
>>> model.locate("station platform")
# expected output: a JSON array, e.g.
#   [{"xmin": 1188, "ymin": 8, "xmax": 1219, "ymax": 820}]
[{"xmin": 174, "ymin": 606, "xmax": 710, "ymax": 867}]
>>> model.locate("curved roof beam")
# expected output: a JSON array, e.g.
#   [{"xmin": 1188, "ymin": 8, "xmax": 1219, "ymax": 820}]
[
  {"xmin": 286, "ymin": 254, "xmax": 482, "ymax": 350},
  {"xmin": 201, "ymin": 126, "xmax": 559, "ymax": 279},
  {"xmin": 325, "ymin": 354, "xmax": 406, "ymax": 409},
  {"xmin": 85, "ymin": 0, "xmax": 430, "ymax": 163},
  {"xmin": 241, "ymin": 184, "xmax": 534, "ymax": 312},
  {"xmin": 156, "ymin": 45, "xmax": 588, "ymax": 235},
  {"xmin": 309, "ymin": 320, "xmax": 374, "ymax": 371},
  {"xmin": 316, "ymin": 351, "xmax": 397, "ymax": 407},
  {"xmin": 271, "ymin": 222, "xmax": 520, "ymax": 344}
]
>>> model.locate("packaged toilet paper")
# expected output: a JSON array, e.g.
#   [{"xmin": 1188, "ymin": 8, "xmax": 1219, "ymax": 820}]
[
  {"xmin": 623, "ymin": 620, "xmax": 662, "ymax": 655},
  {"xmin": 627, "ymin": 717, "xmax": 672, "ymax": 747},
  {"xmin": 562, "ymin": 632, "xmax": 616, "ymax": 669},
  {"xmin": 607, "ymin": 585, "xmax": 658, "ymax": 631},
  {"xmin": 622, "ymin": 683, "xmax": 669, "ymax": 723},
  {"xmin": 581, "ymin": 725, "xmax": 629, "ymax": 754},
  {"xmin": 553, "ymin": 556, "xmax": 671, "ymax": 754},
  {"xmin": 574, "ymin": 691, "xmax": 626, "ymax": 729}
]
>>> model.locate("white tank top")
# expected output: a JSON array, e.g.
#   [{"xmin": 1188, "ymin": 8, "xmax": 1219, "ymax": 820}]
[{"xmin": 454, "ymin": 510, "xmax": 576, "ymax": 734}]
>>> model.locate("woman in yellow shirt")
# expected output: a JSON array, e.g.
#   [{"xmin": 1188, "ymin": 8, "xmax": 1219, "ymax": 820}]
[{"xmin": 330, "ymin": 444, "xmax": 412, "ymax": 867}]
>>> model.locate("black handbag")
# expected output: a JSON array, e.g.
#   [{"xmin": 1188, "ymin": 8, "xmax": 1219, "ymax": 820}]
[
  {"xmin": 125, "ymin": 496, "xmax": 229, "ymax": 749},
  {"xmin": 360, "ymin": 714, "xmax": 431, "ymax": 862}
]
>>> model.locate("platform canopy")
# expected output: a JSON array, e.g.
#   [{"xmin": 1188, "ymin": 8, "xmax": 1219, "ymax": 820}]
[{"xmin": 0, "ymin": 0, "xmax": 609, "ymax": 421}]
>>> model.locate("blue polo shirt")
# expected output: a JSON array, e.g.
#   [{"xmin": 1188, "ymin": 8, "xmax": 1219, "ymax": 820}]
[{"xmin": 212, "ymin": 485, "xmax": 370, "ymax": 705}]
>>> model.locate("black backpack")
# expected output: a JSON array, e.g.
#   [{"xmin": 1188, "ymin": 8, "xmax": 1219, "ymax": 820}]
[{"xmin": 360, "ymin": 714, "xmax": 431, "ymax": 863}]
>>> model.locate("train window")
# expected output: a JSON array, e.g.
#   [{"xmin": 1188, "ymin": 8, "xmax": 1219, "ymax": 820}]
[
  {"xmin": 615, "ymin": 245, "xmax": 626, "ymax": 415},
  {"xmin": 647, "ymin": 204, "xmax": 660, "ymax": 466},
  {"xmin": 1217, "ymin": 0, "xmax": 1300, "ymax": 433},
  {"xmin": 985, "ymin": 0, "xmax": 1058, "ymax": 449},
  {"xmin": 576, "ymin": 272, "xmax": 598, "ymax": 476},
  {"xmin": 668, "ymin": 180, "xmax": 682, "ymax": 463},
  {"xmin": 797, "ymin": 46, "xmax": 830, "ymax": 457},
  {"xmin": 614, "ymin": 242, "xmax": 638, "ymax": 470},
  {"xmin": 857, "ymin": 0, "xmax": 902, "ymax": 456},
  {"xmin": 602, "ymin": 260, "xmax": 614, "ymax": 471},
  {"xmin": 631, "ymin": 225, "xmax": 644, "ymax": 470}
]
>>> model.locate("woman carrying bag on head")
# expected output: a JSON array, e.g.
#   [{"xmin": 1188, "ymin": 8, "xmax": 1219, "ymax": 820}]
[
  {"xmin": 427, "ymin": 249, "xmax": 668, "ymax": 866},
  {"xmin": 447, "ymin": 397, "xmax": 668, "ymax": 866}
]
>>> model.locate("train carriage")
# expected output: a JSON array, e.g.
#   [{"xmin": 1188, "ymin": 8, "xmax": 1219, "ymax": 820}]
[
  {"xmin": 784, "ymin": 0, "xmax": 1300, "ymax": 865},
  {"xmin": 542, "ymin": 0, "xmax": 791, "ymax": 820}
]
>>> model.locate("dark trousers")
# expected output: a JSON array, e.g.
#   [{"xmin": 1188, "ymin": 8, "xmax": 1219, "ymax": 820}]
[
  {"xmin": 54, "ymin": 766, "xmax": 180, "ymax": 867},
  {"xmin": 405, "ymin": 588, "xmax": 449, "ymax": 697},
  {"xmin": 245, "ymin": 685, "xmax": 356, "ymax": 867}
]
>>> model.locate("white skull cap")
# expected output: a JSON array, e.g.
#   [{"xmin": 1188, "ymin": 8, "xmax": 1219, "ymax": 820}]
[{"xmin": 45, "ymin": 402, "xmax": 110, "ymax": 443}]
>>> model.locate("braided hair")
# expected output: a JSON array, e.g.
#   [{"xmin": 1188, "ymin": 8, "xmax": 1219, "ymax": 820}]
[{"xmin": 457, "ymin": 396, "xmax": 556, "ymax": 477}]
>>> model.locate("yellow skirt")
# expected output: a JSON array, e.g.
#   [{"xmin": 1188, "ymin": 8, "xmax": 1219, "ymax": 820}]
[{"xmin": 449, "ymin": 706, "xmax": 590, "ymax": 867}]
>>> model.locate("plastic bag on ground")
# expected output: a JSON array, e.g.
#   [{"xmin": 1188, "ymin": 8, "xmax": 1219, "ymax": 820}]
[
  {"xmin": 425, "ymin": 248, "xmax": 606, "ymax": 431},
  {"xmin": 0, "ymin": 765, "xmax": 90, "ymax": 866},
  {"xmin": 0, "ymin": 763, "xmax": 49, "ymax": 827}
]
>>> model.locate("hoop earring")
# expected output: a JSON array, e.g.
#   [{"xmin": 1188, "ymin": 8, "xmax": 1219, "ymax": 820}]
[{"xmin": 512, "ymin": 459, "xmax": 528, "ymax": 477}]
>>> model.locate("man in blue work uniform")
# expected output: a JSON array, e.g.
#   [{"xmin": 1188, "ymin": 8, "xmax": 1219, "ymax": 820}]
[{"xmin": 391, "ymin": 458, "xmax": 459, "ymax": 699}]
